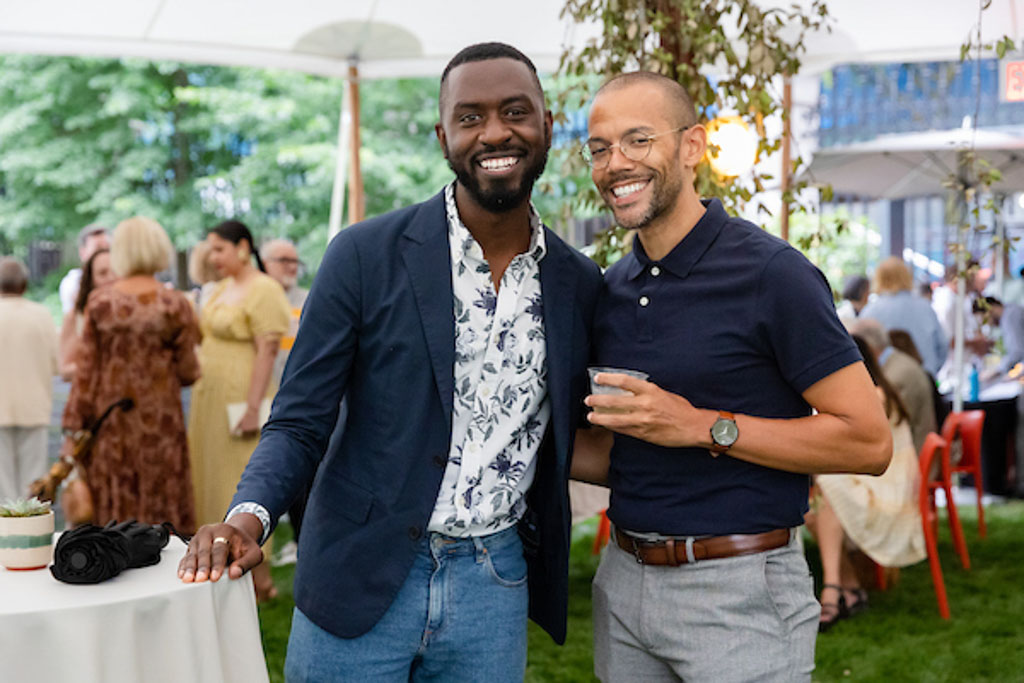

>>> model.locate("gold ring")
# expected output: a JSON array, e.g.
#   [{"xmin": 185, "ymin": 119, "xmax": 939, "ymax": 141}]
[{"xmin": 212, "ymin": 536, "xmax": 229, "ymax": 545}]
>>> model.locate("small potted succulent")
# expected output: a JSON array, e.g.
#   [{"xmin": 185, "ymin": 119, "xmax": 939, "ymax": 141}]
[{"xmin": 0, "ymin": 497, "xmax": 55, "ymax": 570}]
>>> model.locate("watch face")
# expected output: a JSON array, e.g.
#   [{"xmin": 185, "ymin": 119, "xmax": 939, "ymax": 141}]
[{"xmin": 712, "ymin": 418, "xmax": 739, "ymax": 446}]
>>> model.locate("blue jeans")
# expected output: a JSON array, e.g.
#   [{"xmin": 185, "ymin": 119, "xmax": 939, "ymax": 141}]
[{"xmin": 285, "ymin": 525, "xmax": 528, "ymax": 682}]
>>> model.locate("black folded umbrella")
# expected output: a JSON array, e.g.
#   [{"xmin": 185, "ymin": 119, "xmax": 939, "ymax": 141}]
[{"xmin": 51, "ymin": 519, "xmax": 189, "ymax": 584}]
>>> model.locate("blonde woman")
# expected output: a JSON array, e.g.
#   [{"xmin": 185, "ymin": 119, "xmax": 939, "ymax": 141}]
[
  {"xmin": 188, "ymin": 219, "xmax": 289, "ymax": 601},
  {"xmin": 62, "ymin": 217, "xmax": 201, "ymax": 531}
]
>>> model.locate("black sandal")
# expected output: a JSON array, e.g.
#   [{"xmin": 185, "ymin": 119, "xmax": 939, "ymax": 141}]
[
  {"xmin": 842, "ymin": 586, "xmax": 869, "ymax": 616},
  {"xmin": 818, "ymin": 584, "xmax": 847, "ymax": 633}
]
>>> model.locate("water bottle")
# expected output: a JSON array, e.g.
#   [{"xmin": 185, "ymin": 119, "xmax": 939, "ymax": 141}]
[{"xmin": 968, "ymin": 364, "xmax": 980, "ymax": 403}]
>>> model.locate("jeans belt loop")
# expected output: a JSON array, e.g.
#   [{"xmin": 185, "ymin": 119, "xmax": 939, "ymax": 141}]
[{"xmin": 684, "ymin": 537, "xmax": 697, "ymax": 564}]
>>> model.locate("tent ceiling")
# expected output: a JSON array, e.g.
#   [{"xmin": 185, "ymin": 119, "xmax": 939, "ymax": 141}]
[
  {"xmin": 0, "ymin": 1, "xmax": 1020, "ymax": 79},
  {"xmin": 0, "ymin": 0, "xmax": 598, "ymax": 78}
]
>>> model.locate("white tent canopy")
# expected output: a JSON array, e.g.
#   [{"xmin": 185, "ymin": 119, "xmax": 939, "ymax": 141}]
[
  {"xmin": 0, "ymin": 0, "xmax": 595, "ymax": 79},
  {"xmin": 1, "ymin": 1, "xmax": 1020, "ymax": 80}
]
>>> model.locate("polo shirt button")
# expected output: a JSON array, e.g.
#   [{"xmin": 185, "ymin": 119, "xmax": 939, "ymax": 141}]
[
  {"xmin": 639, "ymin": 296, "xmax": 650, "ymax": 307},
  {"xmin": 408, "ymin": 526, "xmax": 422, "ymax": 540},
  {"xmin": 433, "ymin": 455, "xmax": 446, "ymax": 467},
  {"xmin": 650, "ymin": 266, "xmax": 661, "ymax": 276}
]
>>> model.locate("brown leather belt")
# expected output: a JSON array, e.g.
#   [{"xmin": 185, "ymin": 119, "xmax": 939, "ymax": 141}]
[{"xmin": 614, "ymin": 527, "xmax": 791, "ymax": 566}]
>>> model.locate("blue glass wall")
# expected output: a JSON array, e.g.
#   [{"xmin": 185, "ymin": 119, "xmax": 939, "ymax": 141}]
[{"xmin": 819, "ymin": 59, "xmax": 1024, "ymax": 147}]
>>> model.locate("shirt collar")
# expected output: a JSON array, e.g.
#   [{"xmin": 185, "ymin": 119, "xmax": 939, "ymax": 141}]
[
  {"xmin": 444, "ymin": 182, "xmax": 547, "ymax": 266},
  {"xmin": 624, "ymin": 198, "xmax": 727, "ymax": 280}
]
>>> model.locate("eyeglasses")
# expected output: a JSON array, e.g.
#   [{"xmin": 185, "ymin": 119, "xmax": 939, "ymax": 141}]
[
  {"xmin": 269, "ymin": 257, "xmax": 301, "ymax": 266},
  {"xmin": 581, "ymin": 126, "xmax": 689, "ymax": 169}
]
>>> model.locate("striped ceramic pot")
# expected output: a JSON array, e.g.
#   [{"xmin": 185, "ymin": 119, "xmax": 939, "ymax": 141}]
[{"xmin": 0, "ymin": 510, "xmax": 55, "ymax": 570}]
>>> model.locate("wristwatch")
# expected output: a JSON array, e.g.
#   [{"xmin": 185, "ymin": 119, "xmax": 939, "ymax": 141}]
[{"xmin": 709, "ymin": 411, "xmax": 738, "ymax": 456}]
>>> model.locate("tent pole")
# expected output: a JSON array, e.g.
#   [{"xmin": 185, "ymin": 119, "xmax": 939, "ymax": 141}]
[
  {"xmin": 347, "ymin": 61, "xmax": 364, "ymax": 225},
  {"xmin": 994, "ymin": 193, "xmax": 1006, "ymax": 298},
  {"xmin": 327, "ymin": 81, "xmax": 350, "ymax": 241}
]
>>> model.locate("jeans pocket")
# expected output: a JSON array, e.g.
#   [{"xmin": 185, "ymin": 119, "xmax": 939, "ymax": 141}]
[{"xmin": 483, "ymin": 544, "xmax": 528, "ymax": 587}]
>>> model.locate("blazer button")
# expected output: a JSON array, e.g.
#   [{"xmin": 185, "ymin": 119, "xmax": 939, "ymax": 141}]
[
  {"xmin": 432, "ymin": 455, "xmax": 446, "ymax": 468},
  {"xmin": 408, "ymin": 526, "xmax": 422, "ymax": 540}
]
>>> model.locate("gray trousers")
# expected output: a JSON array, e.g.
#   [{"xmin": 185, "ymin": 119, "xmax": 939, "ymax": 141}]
[
  {"xmin": 0, "ymin": 426, "xmax": 48, "ymax": 502},
  {"xmin": 593, "ymin": 530, "xmax": 818, "ymax": 683}
]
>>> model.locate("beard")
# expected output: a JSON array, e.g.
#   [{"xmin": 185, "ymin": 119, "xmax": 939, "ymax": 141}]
[
  {"xmin": 447, "ymin": 145, "xmax": 549, "ymax": 214},
  {"xmin": 605, "ymin": 166, "xmax": 684, "ymax": 231}
]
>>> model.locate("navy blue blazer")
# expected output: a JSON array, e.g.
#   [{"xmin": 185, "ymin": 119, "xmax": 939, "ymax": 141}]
[{"xmin": 230, "ymin": 190, "xmax": 602, "ymax": 643}]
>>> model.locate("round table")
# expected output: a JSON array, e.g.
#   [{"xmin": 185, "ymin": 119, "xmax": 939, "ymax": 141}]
[{"xmin": 0, "ymin": 537, "xmax": 269, "ymax": 683}]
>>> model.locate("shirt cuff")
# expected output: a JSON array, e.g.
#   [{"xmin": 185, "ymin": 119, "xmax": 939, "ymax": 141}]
[{"xmin": 225, "ymin": 502, "xmax": 271, "ymax": 545}]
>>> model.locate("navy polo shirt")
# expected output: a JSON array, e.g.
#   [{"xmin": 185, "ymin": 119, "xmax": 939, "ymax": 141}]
[{"xmin": 593, "ymin": 199, "xmax": 861, "ymax": 536}]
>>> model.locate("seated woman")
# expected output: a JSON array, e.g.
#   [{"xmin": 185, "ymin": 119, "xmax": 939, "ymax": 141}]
[{"xmin": 806, "ymin": 334, "xmax": 926, "ymax": 632}]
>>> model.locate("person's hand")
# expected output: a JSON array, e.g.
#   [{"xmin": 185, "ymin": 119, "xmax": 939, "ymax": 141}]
[
  {"xmin": 232, "ymin": 405, "xmax": 261, "ymax": 438},
  {"xmin": 965, "ymin": 336, "xmax": 995, "ymax": 356},
  {"xmin": 177, "ymin": 518, "xmax": 263, "ymax": 584},
  {"xmin": 584, "ymin": 372, "xmax": 707, "ymax": 448},
  {"xmin": 980, "ymin": 367, "xmax": 1002, "ymax": 383}
]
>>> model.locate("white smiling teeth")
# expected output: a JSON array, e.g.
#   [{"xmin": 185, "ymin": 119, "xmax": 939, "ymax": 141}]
[
  {"xmin": 479, "ymin": 157, "xmax": 518, "ymax": 171},
  {"xmin": 613, "ymin": 181, "xmax": 646, "ymax": 197}
]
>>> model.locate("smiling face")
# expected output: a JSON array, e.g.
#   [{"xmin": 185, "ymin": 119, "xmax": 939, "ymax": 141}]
[
  {"xmin": 587, "ymin": 82, "xmax": 704, "ymax": 232},
  {"xmin": 436, "ymin": 58, "xmax": 552, "ymax": 214}
]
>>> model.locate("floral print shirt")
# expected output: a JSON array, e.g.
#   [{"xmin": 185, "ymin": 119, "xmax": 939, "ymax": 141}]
[{"xmin": 426, "ymin": 183, "xmax": 549, "ymax": 536}]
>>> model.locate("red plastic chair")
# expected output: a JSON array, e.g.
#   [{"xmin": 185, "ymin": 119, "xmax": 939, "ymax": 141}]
[
  {"xmin": 935, "ymin": 414, "xmax": 973, "ymax": 570},
  {"xmin": 593, "ymin": 509, "xmax": 611, "ymax": 555},
  {"xmin": 918, "ymin": 432, "xmax": 952, "ymax": 619},
  {"xmin": 944, "ymin": 410, "xmax": 987, "ymax": 538}
]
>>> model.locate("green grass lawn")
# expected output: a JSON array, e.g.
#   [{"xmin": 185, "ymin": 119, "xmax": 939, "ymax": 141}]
[{"xmin": 260, "ymin": 502, "xmax": 1024, "ymax": 682}]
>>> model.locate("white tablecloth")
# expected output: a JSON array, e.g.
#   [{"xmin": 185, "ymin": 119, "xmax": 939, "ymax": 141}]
[{"xmin": 0, "ymin": 537, "xmax": 269, "ymax": 683}]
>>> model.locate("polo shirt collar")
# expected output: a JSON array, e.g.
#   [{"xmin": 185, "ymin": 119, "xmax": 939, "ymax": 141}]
[{"xmin": 624, "ymin": 198, "xmax": 727, "ymax": 280}]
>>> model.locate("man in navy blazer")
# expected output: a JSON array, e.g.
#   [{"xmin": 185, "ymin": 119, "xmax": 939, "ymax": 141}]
[{"xmin": 179, "ymin": 43, "xmax": 602, "ymax": 681}]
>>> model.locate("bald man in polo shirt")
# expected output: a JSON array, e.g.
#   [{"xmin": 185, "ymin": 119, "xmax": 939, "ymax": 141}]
[{"xmin": 571, "ymin": 72, "xmax": 892, "ymax": 682}]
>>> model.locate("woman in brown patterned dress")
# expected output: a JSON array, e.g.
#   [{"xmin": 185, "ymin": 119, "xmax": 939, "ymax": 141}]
[{"xmin": 62, "ymin": 217, "xmax": 201, "ymax": 532}]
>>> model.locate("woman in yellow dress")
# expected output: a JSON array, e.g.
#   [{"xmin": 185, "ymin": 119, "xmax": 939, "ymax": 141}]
[{"xmin": 188, "ymin": 220, "xmax": 289, "ymax": 601}]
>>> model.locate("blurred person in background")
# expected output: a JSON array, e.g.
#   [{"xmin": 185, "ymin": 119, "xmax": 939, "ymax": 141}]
[
  {"xmin": 59, "ymin": 248, "xmax": 116, "ymax": 380},
  {"xmin": 187, "ymin": 237, "xmax": 220, "ymax": 312},
  {"xmin": 976, "ymin": 296, "xmax": 1024, "ymax": 380},
  {"xmin": 835, "ymin": 274, "xmax": 870, "ymax": 323},
  {"xmin": 851, "ymin": 318, "xmax": 937, "ymax": 454},
  {"xmin": 261, "ymin": 238, "xmax": 308, "ymax": 389},
  {"xmin": 58, "ymin": 224, "xmax": 109, "ymax": 314},
  {"xmin": 932, "ymin": 261, "xmax": 993, "ymax": 366},
  {"xmin": 806, "ymin": 334, "xmax": 925, "ymax": 633},
  {"xmin": 261, "ymin": 237, "xmax": 312, "ymax": 549},
  {"xmin": 62, "ymin": 217, "xmax": 200, "ymax": 530},
  {"xmin": 0, "ymin": 257, "xmax": 59, "ymax": 502},
  {"xmin": 188, "ymin": 219, "xmax": 289, "ymax": 601},
  {"xmin": 860, "ymin": 257, "xmax": 947, "ymax": 376}
]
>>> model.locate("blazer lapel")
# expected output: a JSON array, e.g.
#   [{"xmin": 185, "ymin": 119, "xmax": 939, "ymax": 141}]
[
  {"xmin": 401, "ymin": 193, "xmax": 455, "ymax": 427},
  {"xmin": 540, "ymin": 234, "xmax": 579, "ymax": 464}
]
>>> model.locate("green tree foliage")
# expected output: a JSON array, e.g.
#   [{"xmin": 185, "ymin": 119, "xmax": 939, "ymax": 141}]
[
  {"xmin": 557, "ymin": 0, "xmax": 831, "ymax": 265},
  {"xmin": 0, "ymin": 55, "xmax": 451, "ymax": 273}
]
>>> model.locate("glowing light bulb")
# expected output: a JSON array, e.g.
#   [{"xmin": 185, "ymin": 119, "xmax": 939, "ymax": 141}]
[{"xmin": 706, "ymin": 116, "xmax": 758, "ymax": 178}]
